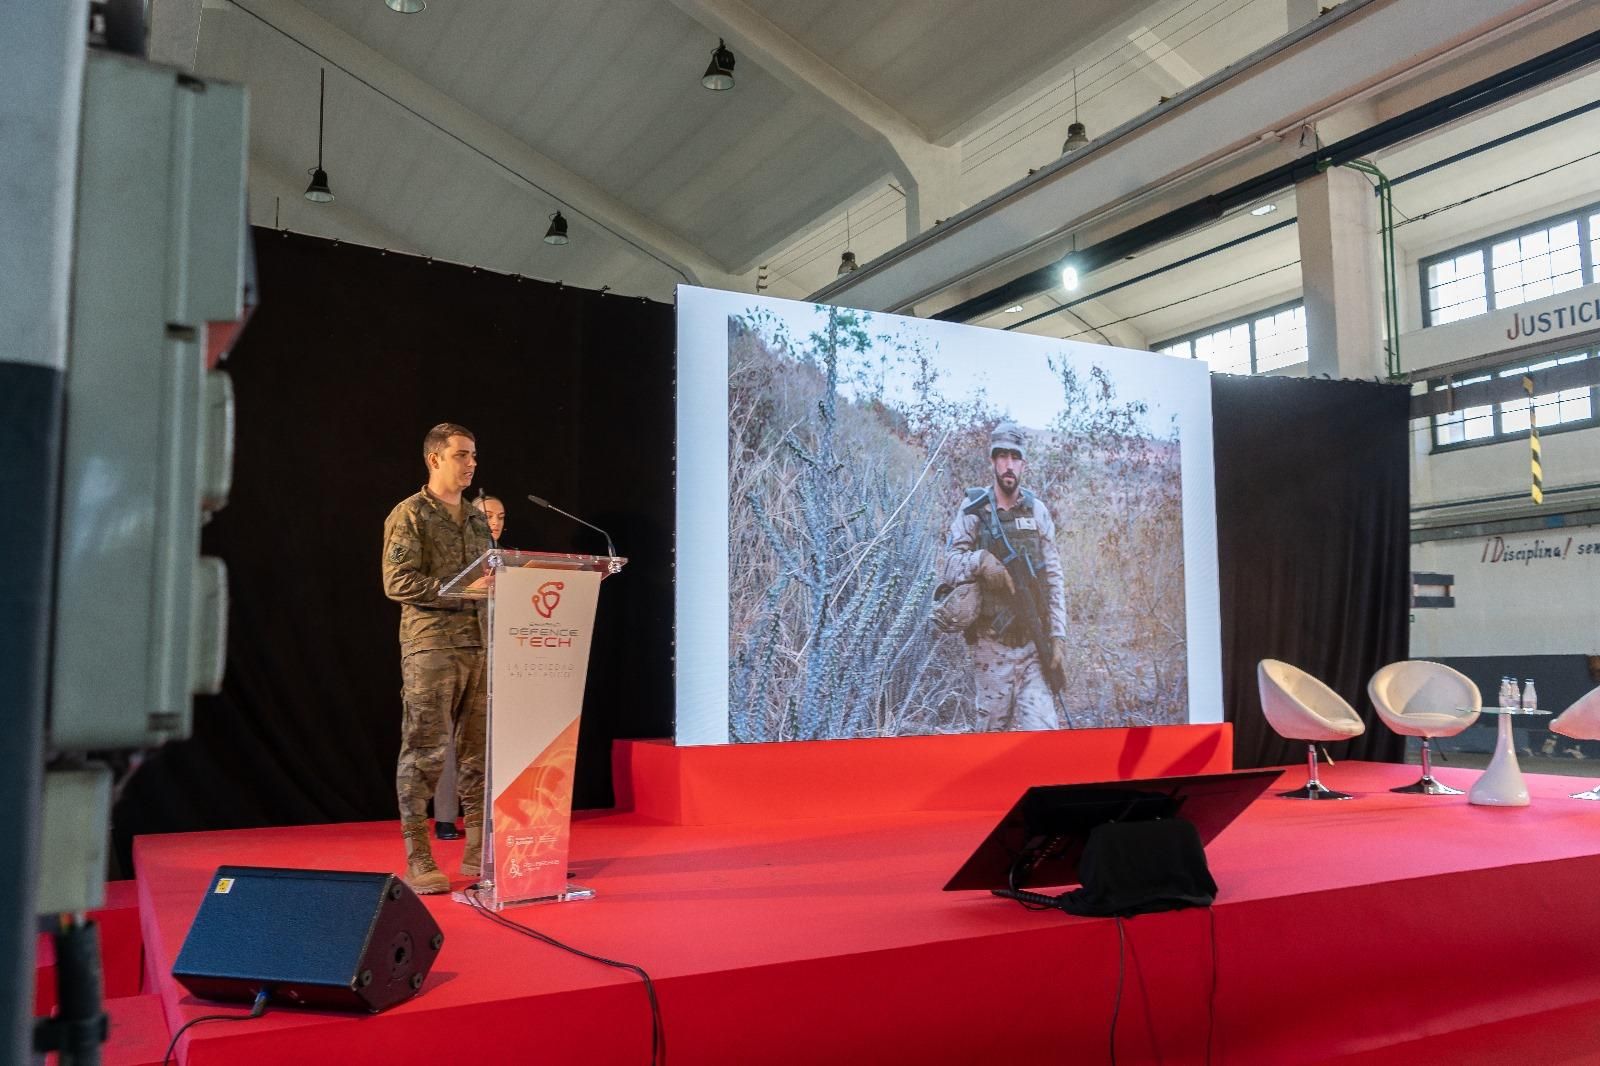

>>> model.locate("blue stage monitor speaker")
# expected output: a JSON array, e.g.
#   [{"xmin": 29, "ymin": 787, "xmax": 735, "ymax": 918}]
[{"xmin": 172, "ymin": 866, "xmax": 444, "ymax": 1013}]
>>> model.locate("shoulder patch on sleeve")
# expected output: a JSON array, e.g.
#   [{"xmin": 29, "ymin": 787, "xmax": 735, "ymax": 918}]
[{"xmin": 388, "ymin": 543, "xmax": 409, "ymax": 563}]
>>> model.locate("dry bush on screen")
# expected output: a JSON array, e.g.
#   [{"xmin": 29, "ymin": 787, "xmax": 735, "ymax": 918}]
[{"xmin": 727, "ymin": 307, "xmax": 1187, "ymax": 741}]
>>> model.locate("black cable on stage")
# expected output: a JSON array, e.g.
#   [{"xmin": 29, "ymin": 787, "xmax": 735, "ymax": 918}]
[
  {"xmin": 465, "ymin": 886, "xmax": 665, "ymax": 1066},
  {"xmin": 1109, "ymin": 916, "xmax": 1126, "ymax": 1066},
  {"xmin": 162, "ymin": 988, "xmax": 269, "ymax": 1066}
]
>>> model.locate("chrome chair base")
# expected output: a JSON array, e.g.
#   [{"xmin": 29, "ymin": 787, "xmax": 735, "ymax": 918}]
[
  {"xmin": 1570, "ymin": 787, "xmax": 1600, "ymax": 801},
  {"xmin": 1280, "ymin": 780, "xmax": 1354, "ymax": 800},
  {"xmin": 1391, "ymin": 775, "xmax": 1463, "ymax": 796}
]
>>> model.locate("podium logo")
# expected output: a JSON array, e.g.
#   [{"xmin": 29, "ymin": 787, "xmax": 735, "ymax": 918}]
[{"xmin": 533, "ymin": 580, "xmax": 564, "ymax": 619}]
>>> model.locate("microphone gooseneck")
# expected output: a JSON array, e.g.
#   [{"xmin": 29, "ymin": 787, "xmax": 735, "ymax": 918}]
[{"xmin": 527, "ymin": 494, "xmax": 617, "ymax": 559}]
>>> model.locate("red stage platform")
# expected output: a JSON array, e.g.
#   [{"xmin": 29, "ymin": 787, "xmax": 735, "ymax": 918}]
[{"xmin": 132, "ymin": 748, "xmax": 1600, "ymax": 1065}]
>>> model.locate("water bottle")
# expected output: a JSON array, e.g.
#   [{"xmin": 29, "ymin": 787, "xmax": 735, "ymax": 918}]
[
  {"xmin": 1498, "ymin": 677, "xmax": 1513, "ymax": 710},
  {"xmin": 1522, "ymin": 678, "xmax": 1537, "ymax": 711}
]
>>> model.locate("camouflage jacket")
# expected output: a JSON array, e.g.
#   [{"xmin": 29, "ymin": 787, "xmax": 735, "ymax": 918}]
[
  {"xmin": 942, "ymin": 488, "xmax": 1067, "ymax": 641},
  {"xmin": 382, "ymin": 488, "xmax": 493, "ymax": 655}
]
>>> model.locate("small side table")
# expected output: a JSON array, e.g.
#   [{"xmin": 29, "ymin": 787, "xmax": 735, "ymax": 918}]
[{"xmin": 1469, "ymin": 707, "xmax": 1552, "ymax": 807}]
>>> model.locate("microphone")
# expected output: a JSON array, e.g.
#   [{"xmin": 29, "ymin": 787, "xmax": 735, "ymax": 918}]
[{"xmin": 527, "ymin": 494, "xmax": 617, "ymax": 559}]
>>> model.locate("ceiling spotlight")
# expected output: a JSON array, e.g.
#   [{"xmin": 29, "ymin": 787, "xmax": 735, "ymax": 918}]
[
  {"xmin": 1060, "ymin": 69, "xmax": 1089, "ymax": 154},
  {"xmin": 383, "ymin": 0, "xmax": 425, "ymax": 12},
  {"xmin": 1061, "ymin": 262, "xmax": 1080, "ymax": 291},
  {"xmin": 543, "ymin": 211, "xmax": 569, "ymax": 246},
  {"xmin": 1004, "ymin": 304, "xmax": 1024, "ymax": 314},
  {"xmin": 838, "ymin": 251, "xmax": 858, "ymax": 275},
  {"xmin": 304, "ymin": 167, "xmax": 334, "ymax": 204},
  {"xmin": 303, "ymin": 69, "xmax": 334, "ymax": 204},
  {"xmin": 1251, "ymin": 203, "xmax": 1278, "ymax": 216},
  {"xmin": 702, "ymin": 38, "xmax": 736, "ymax": 91}
]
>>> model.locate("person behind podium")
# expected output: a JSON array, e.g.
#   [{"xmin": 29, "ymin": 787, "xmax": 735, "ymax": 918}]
[
  {"xmin": 473, "ymin": 493, "xmax": 507, "ymax": 547},
  {"xmin": 381, "ymin": 423, "xmax": 493, "ymax": 894}
]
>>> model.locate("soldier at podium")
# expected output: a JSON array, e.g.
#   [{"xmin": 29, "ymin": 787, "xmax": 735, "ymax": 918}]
[
  {"xmin": 430, "ymin": 492, "xmax": 508, "ymax": 841},
  {"xmin": 381, "ymin": 422, "xmax": 493, "ymax": 894}
]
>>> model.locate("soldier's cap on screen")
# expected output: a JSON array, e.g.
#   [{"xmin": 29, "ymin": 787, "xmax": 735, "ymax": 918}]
[{"xmin": 990, "ymin": 422, "xmax": 1026, "ymax": 461}]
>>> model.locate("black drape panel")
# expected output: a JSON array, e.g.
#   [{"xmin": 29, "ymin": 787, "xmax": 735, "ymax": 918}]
[
  {"xmin": 112, "ymin": 231, "xmax": 676, "ymax": 871},
  {"xmin": 1211, "ymin": 374, "xmax": 1410, "ymax": 768}
]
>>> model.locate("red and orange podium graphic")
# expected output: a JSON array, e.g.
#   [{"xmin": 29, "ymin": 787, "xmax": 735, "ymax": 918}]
[{"xmin": 440, "ymin": 550, "xmax": 624, "ymax": 909}]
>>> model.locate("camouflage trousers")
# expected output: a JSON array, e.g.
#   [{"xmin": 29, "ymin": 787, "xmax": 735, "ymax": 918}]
[
  {"xmin": 971, "ymin": 638, "xmax": 1059, "ymax": 732},
  {"xmin": 398, "ymin": 647, "xmax": 486, "ymax": 823}
]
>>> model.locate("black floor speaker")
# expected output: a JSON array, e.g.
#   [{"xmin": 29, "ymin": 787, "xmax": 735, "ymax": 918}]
[{"xmin": 172, "ymin": 866, "xmax": 444, "ymax": 1013}]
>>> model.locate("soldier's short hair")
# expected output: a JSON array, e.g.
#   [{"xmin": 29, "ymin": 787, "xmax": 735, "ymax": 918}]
[{"xmin": 423, "ymin": 422, "xmax": 475, "ymax": 464}]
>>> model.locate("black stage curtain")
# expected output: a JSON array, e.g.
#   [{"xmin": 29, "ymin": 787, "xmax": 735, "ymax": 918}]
[
  {"xmin": 112, "ymin": 231, "xmax": 676, "ymax": 872},
  {"xmin": 1210, "ymin": 374, "xmax": 1410, "ymax": 768}
]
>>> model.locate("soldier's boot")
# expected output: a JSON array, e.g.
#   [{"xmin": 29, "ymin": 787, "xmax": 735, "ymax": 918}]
[
  {"xmin": 460, "ymin": 818, "xmax": 483, "ymax": 878},
  {"xmin": 401, "ymin": 819, "xmax": 450, "ymax": 895}
]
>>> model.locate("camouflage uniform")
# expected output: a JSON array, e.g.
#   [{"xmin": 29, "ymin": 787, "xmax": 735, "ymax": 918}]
[
  {"xmin": 943, "ymin": 488, "xmax": 1068, "ymax": 732},
  {"xmin": 382, "ymin": 488, "xmax": 493, "ymax": 824}
]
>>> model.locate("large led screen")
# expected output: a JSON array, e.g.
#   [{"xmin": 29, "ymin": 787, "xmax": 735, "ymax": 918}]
[{"xmin": 676, "ymin": 286, "xmax": 1220, "ymax": 746}]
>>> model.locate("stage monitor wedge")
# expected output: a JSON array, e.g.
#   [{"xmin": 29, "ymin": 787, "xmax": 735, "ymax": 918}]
[
  {"xmin": 944, "ymin": 769, "xmax": 1280, "ymax": 893},
  {"xmin": 173, "ymin": 866, "xmax": 443, "ymax": 1013}
]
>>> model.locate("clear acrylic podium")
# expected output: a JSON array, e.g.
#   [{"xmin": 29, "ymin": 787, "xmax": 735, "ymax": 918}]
[{"xmin": 439, "ymin": 549, "xmax": 625, "ymax": 910}]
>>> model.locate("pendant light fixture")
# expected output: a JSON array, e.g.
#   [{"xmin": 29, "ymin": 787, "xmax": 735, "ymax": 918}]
[
  {"xmin": 702, "ymin": 38, "xmax": 736, "ymax": 90},
  {"xmin": 543, "ymin": 211, "xmax": 569, "ymax": 246},
  {"xmin": 384, "ymin": 0, "xmax": 426, "ymax": 12},
  {"xmin": 1061, "ymin": 69, "xmax": 1089, "ymax": 154},
  {"xmin": 304, "ymin": 69, "xmax": 334, "ymax": 204},
  {"xmin": 837, "ymin": 210, "xmax": 858, "ymax": 274}
]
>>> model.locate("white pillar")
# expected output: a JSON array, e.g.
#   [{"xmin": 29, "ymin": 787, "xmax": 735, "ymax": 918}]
[
  {"xmin": 897, "ymin": 143, "xmax": 964, "ymax": 240},
  {"xmin": 1297, "ymin": 166, "xmax": 1386, "ymax": 379}
]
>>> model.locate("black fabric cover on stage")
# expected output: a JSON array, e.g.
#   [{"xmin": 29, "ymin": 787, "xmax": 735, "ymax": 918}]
[
  {"xmin": 112, "ymin": 231, "xmax": 676, "ymax": 870},
  {"xmin": 1210, "ymin": 374, "xmax": 1409, "ymax": 768},
  {"xmin": 113, "ymin": 232, "xmax": 1409, "ymax": 870}
]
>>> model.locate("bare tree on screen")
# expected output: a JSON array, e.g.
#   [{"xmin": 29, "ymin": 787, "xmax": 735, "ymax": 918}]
[{"xmin": 727, "ymin": 307, "xmax": 1187, "ymax": 742}]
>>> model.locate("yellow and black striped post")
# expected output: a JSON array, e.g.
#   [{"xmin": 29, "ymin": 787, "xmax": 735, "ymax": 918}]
[{"xmin": 1525, "ymin": 375, "xmax": 1543, "ymax": 505}]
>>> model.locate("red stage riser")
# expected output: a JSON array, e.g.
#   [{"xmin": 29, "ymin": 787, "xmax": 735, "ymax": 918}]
[
  {"xmin": 137, "ymin": 760, "xmax": 1600, "ymax": 1064},
  {"xmin": 1215, "ymin": 857, "xmax": 1600, "ymax": 1064},
  {"xmin": 614, "ymin": 723, "xmax": 1233, "ymax": 825}
]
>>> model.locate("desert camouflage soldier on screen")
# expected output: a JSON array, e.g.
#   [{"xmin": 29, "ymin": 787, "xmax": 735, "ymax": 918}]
[
  {"xmin": 939, "ymin": 422, "xmax": 1070, "ymax": 732},
  {"xmin": 382, "ymin": 423, "xmax": 493, "ymax": 894}
]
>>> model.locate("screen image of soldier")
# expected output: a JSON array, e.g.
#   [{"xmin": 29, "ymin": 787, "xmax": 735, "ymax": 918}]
[
  {"xmin": 938, "ymin": 422, "xmax": 1071, "ymax": 731},
  {"xmin": 382, "ymin": 423, "xmax": 494, "ymax": 894}
]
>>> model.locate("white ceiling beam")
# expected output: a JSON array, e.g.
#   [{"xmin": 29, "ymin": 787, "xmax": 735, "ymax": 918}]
[
  {"xmin": 665, "ymin": 0, "xmax": 962, "ymax": 243},
  {"xmin": 811, "ymin": 0, "xmax": 1590, "ymax": 314},
  {"xmin": 229, "ymin": 0, "xmax": 740, "ymax": 290},
  {"xmin": 1125, "ymin": 26, "xmax": 1205, "ymax": 97}
]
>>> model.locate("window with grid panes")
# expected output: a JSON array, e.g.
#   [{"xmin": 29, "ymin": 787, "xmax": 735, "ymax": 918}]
[
  {"xmin": 1424, "ymin": 252, "xmax": 1487, "ymax": 325},
  {"xmin": 1153, "ymin": 301, "xmax": 1306, "ymax": 375},
  {"xmin": 1430, "ymin": 351, "xmax": 1598, "ymax": 449},
  {"xmin": 1490, "ymin": 220, "xmax": 1583, "ymax": 308},
  {"xmin": 1421, "ymin": 205, "xmax": 1600, "ymax": 326},
  {"xmin": 1253, "ymin": 305, "xmax": 1307, "ymax": 371}
]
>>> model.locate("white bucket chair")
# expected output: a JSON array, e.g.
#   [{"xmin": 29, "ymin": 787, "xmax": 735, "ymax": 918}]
[
  {"xmin": 1551, "ymin": 684, "xmax": 1600, "ymax": 801},
  {"xmin": 1368, "ymin": 661, "xmax": 1481, "ymax": 796},
  {"xmin": 1258, "ymin": 660, "xmax": 1367, "ymax": 800}
]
